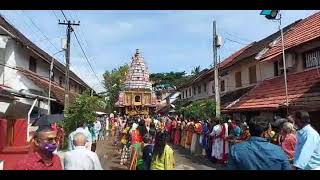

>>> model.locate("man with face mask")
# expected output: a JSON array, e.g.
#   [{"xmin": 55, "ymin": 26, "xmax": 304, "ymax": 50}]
[{"xmin": 14, "ymin": 126, "xmax": 62, "ymax": 170}]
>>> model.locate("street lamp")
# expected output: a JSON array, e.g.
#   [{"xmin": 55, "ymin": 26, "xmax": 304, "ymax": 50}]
[
  {"xmin": 260, "ymin": 10, "xmax": 289, "ymax": 113},
  {"xmin": 48, "ymin": 50, "xmax": 64, "ymax": 115}
]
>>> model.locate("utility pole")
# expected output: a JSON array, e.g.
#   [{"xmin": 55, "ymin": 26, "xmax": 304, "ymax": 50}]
[
  {"xmin": 213, "ymin": 21, "xmax": 221, "ymax": 119},
  {"xmin": 59, "ymin": 20, "xmax": 80, "ymax": 112}
]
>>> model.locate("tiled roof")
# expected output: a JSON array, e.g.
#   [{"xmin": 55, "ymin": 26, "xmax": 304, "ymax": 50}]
[
  {"xmin": 0, "ymin": 85, "xmax": 15, "ymax": 100},
  {"xmin": 17, "ymin": 68, "xmax": 77, "ymax": 105},
  {"xmin": 224, "ymin": 68, "xmax": 320, "ymax": 112},
  {"xmin": 0, "ymin": 15, "xmax": 90, "ymax": 90},
  {"xmin": 178, "ymin": 20, "xmax": 300, "ymax": 91},
  {"xmin": 219, "ymin": 43, "xmax": 254, "ymax": 69},
  {"xmin": 260, "ymin": 12, "xmax": 320, "ymax": 61}
]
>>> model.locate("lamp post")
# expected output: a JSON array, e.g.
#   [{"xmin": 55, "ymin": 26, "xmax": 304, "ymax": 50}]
[
  {"xmin": 48, "ymin": 50, "xmax": 64, "ymax": 115},
  {"xmin": 260, "ymin": 10, "xmax": 289, "ymax": 113}
]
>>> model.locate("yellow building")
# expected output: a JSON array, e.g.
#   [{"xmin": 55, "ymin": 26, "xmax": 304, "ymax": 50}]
[{"xmin": 115, "ymin": 49, "xmax": 157, "ymax": 116}]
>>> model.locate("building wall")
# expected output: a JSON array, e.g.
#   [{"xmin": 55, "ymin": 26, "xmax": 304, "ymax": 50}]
[
  {"xmin": 259, "ymin": 60, "xmax": 275, "ymax": 80},
  {"xmin": 181, "ymin": 78, "xmax": 213, "ymax": 102},
  {"xmin": 221, "ymin": 59, "xmax": 261, "ymax": 93}
]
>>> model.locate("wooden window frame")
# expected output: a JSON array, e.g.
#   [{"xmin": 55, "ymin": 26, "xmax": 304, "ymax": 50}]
[
  {"xmin": 221, "ymin": 80, "xmax": 225, "ymax": 92},
  {"xmin": 235, "ymin": 71, "xmax": 242, "ymax": 88},
  {"xmin": 249, "ymin": 65, "xmax": 257, "ymax": 84},
  {"xmin": 29, "ymin": 57, "xmax": 37, "ymax": 73}
]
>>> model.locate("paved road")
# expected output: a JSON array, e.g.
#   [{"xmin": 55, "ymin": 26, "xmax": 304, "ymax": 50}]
[{"xmin": 96, "ymin": 137, "xmax": 226, "ymax": 170}]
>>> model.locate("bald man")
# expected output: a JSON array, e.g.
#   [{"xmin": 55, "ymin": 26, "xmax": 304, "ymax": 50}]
[{"xmin": 64, "ymin": 132, "xmax": 103, "ymax": 170}]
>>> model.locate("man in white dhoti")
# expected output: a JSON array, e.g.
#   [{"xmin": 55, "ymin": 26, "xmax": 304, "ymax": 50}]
[{"xmin": 210, "ymin": 120, "xmax": 229, "ymax": 164}]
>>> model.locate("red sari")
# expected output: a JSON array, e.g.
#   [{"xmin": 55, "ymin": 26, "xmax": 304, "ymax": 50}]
[{"xmin": 174, "ymin": 122, "xmax": 181, "ymax": 145}]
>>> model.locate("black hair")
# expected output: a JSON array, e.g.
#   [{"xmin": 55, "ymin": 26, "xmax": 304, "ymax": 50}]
[
  {"xmin": 152, "ymin": 132, "xmax": 167, "ymax": 160},
  {"xmin": 34, "ymin": 125, "xmax": 54, "ymax": 140},
  {"xmin": 139, "ymin": 119, "xmax": 145, "ymax": 127},
  {"xmin": 143, "ymin": 134, "xmax": 153, "ymax": 144},
  {"xmin": 294, "ymin": 111, "xmax": 310, "ymax": 124},
  {"xmin": 248, "ymin": 117, "xmax": 269, "ymax": 137},
  {"xmin": 138, "ymin": 125, "xmax": 148, "ymax": 137}
]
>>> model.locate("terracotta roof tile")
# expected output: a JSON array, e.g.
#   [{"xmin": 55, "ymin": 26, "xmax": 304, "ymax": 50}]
[
  {"xmin": 224, "ymin": 68, "xmax": 320, "ymax": 112},
  {"xmin": 17, "ymin": 68, "xmax": 77, "ymax": 105},
  {"xmin": 0, "ymin": 15, "xmax": 90, "ymax": 89},
  {"xmin": 260, "ymin": 12, "xmax": 320, "ymax": 61}
]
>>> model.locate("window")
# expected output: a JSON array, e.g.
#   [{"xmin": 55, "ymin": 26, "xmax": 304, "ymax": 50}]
[
  {"xmin": 274, "ymin": 61, "xmax": 279, "ymax": 76},
  {"xmin": 204, "ymin": 83, "xmax": 207, "ymax": 92},
  {"xmin": 135, "ymin": 95, "xmax": 141, "ymax": 102},
  {"xmin": 235, "ymin": 71, "xmax": 242, "ymax": 88},
  {"xmin": 189, "ymin": 88, "xmax": 191, "ymax": 97},
  {"xmin": 304, "ymin": 49, "xmax": 320, "ymax": 69},
  {"xmin": 198, "ymin": 85, "xmax": 201, "ymax": 94},
  {"xmin": 29, "ymin": 57, "xmax": 37, "ymax": 73},
  {"xmin": 221, "ymin": 80, "xmax": 225, "ymax": 92},
  {"xmin": 249, "ymin": 65, "xmax": 257, "ymax": 84},
  {"xmin": 193, "ymin": 86, "xmax": 196, "ymax": 95},
  {"xmin": 185, "ymin": 89, "xmax": 188, "ymax": 98},
  {"xmin": 59, "ymin": 76, "xmax": 64, "ymax": 87},
  {"xmin": 182, "ymin": 91, "xmax": 184, "ymax": 99}
]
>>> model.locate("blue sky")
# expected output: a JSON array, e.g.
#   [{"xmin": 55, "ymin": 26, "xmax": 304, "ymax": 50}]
[{"xmin": 0, "ymin": 10, "xmax": 318, "ymax": 92}]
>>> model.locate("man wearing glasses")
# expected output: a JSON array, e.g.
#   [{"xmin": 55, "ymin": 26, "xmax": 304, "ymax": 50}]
[{"xmin": 14, "ymin": 126, "xmax": 63, "ymax": 170}]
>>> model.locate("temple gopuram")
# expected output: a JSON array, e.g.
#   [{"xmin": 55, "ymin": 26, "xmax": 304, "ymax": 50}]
[{"xmin": 115, "ymin": 49, "xmax": 157, "ymax": 116}]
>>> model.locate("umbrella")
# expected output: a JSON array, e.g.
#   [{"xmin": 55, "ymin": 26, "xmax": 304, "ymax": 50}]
[{"xmin": 32, "ymin": 114, "xmax": 64, "ymax": 126}]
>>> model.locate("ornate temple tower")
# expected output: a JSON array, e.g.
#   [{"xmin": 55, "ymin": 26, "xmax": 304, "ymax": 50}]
[{"xmin": 115, "ymin": 49, "xmax": 157, "ymax": 116}]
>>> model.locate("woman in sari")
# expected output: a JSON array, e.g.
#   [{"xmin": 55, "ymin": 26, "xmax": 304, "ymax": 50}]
[
  {"xmin": 128, "ymin": 124, "xmax": 144, "ymax": 170},
  {"xmin": 280, "ymin": 122, "xmax": 297, "ymax": 164},
  {"xmin": 180, "ymin": 119, "xmax": 187, "ymax": 147},
  {"xmin": 174, "ymin": 120, "xmax": 181, "ymax": 145},
  {"xmin": 185, "ymin": 120, "xmax": 194, "ymax": 149},
  {"xmin": 192, "ymin": 120, "xmax": 203, "ymax": 155},
  {"xmin": 171, "ymin": 118, "xmax": 177, "ymax": 143},
  {"xmin": 151, "ymin": 132, "xmax": 175, "ymax": 170}
]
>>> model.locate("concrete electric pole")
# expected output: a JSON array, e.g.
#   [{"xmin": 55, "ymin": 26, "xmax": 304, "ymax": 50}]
[
  {"xmin": 59, "ymin": 20, "xmax": 80, "ymax": 112},
  {"xmin": 213, "ymin": 21, "xmax": 221, "ymax": 119}
]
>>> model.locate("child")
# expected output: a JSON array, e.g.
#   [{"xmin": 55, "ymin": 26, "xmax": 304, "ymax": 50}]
[{"xmin": 142, "ymin": 134, "xmax": 154, "ymax": 170}]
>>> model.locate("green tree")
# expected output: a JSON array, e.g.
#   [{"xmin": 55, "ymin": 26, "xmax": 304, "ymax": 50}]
[
  {"xmin": 63, "ymin": 90, "xmax": 104, "ymax": 147},
  {"xmin": 191, "ymin": 66, "xmax": 201, "ymax": 76},
  {"xmin": 150, "ymin": 71, "xmax": 190, "ymax": 88},
  {"xmin": 176, "ymin": 99, "xmax": 216, "ymax": 120},
  {"xmin": 102, "ymin": 64, "xmax": 129, "ymax": 112}
]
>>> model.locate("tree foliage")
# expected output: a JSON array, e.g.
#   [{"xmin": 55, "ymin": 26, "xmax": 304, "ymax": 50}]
[
  {"xmin": 102, "ymin": 64, "xmax": 129, "ymax": 112},
  {"xmin": 176, "ymin": 99, "xmax": 216, "ymax": 120},
  {"xmin": 63, "ymin": 90, "xmax": 104, "ymax": 140},
  {"xmin": 150, "ymin": 71, "xmax": 190, "ymax": 89},
  {"xmin": 191, "ymin": 66, "xmax": 201, "ymax": 76}
]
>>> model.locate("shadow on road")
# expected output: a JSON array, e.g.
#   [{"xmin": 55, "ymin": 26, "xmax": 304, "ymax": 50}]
[{"xmin": 171, "ymin": 144, "xmax": 226, "ymax": 170}]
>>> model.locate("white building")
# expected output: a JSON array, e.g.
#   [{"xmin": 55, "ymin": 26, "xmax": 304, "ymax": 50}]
[{"xmin": 0, "ymin": 15, "xmax": 91, "ymax": 119}]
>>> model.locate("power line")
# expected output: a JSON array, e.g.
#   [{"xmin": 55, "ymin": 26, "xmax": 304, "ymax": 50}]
[
  {"xmin": 73, "ymin": 31, "xmax": 101, "ymax": 83},
  {"xmin": 223, "ymin": 31, "xmax": 252, "ymax": 43},
  {"xmin": 71, "ymin": 10, "xmax": 99, "ymax": 72},
  {"xmin": 225, "ymin": 37, "xmax": 250, "ymax": 46},
  {"xmin": 52, "ymin": 10, "xmax": 60, "ymax": 21},
  {"xmin": 60, "ymin": 10, "xmax": 102, "ymax": 87},
  {"xmin": 21, "ymin": 10, "xmax": 60, "ymax": 52},
  {"xmin": 60, "ymin": 10, "xmax": 68, "ymax": 21}
]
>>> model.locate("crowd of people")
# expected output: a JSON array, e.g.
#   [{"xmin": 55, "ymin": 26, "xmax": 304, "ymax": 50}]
[
  {"xmin": 109, "ymin": 115, "xmax": 175, "ymax": 170},
  {"xmin": 110, "ymin": 110, "xmax": 320, "ymax": 170},
  {"xmin": 11, "ymin": 110, "xmax": 320, "ymax": 170}
]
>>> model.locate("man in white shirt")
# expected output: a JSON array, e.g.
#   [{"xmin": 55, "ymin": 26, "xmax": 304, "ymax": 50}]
[
  {"xmin": 93, "ymin": 119, "xmax": 102, "ymax": 142},
  {"xmin": 64, "ymin": 132, "xmax": 103, "ymax": 170},
  {"xmin": 68, "ymin": 123, "xmax": 92, "ymax": 151}
]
